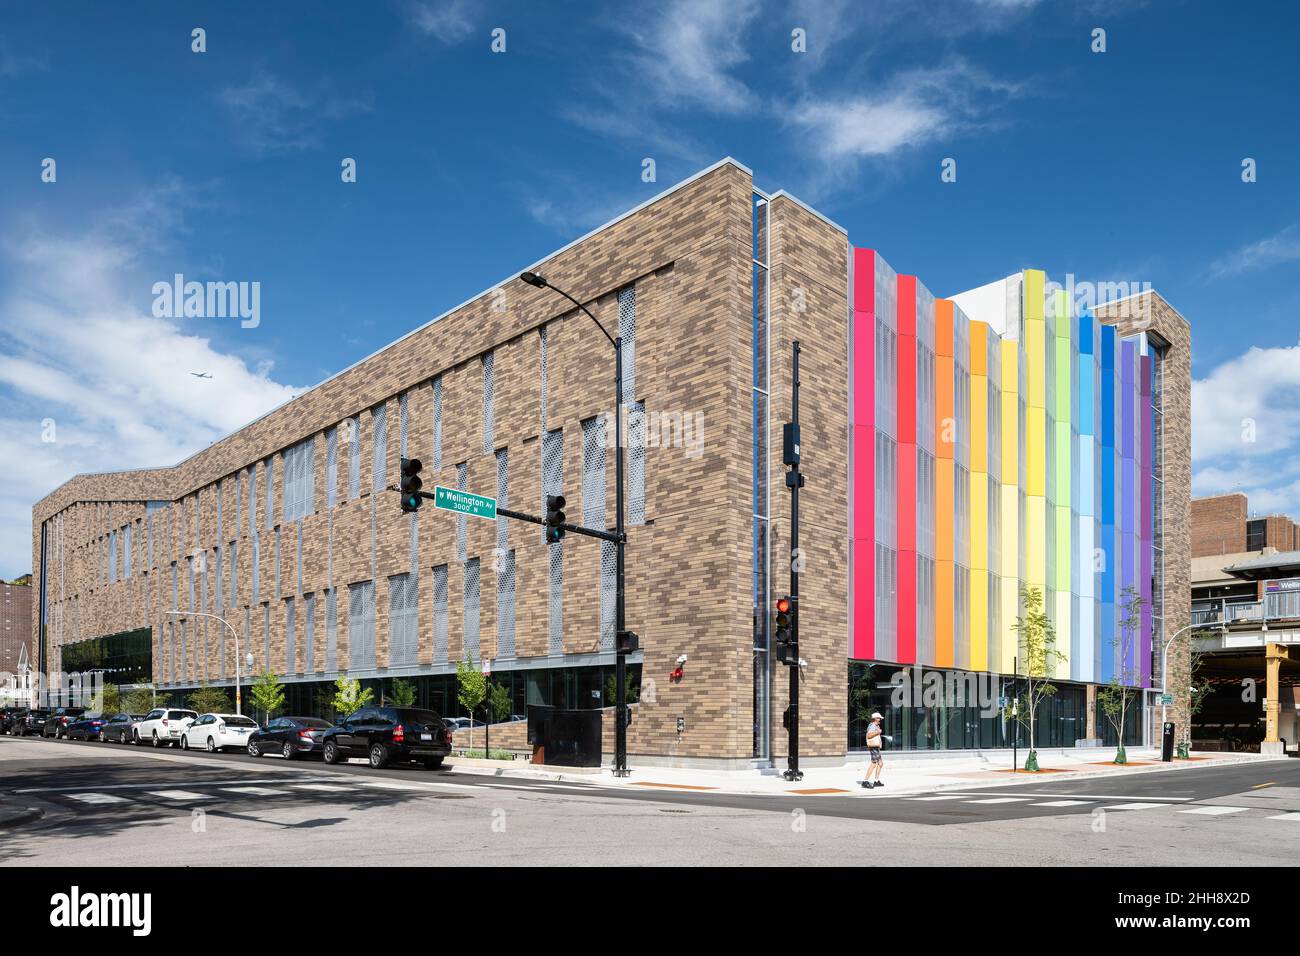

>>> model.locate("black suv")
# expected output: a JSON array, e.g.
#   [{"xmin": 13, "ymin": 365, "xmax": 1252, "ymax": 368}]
[
  {"xmin": 42, "ymin": 707, "xmax": 87, "ymax": 739},
  {"xmin": 11, "ymin": 709, "xmax": 51, "ymax": 737},
  {"xmin": 322, "ymin": 707, "xmax": 452, "ymax": 770},
  {"xmin": 0, "ymin": 707, "xmax": 28, "ymax": 734}
]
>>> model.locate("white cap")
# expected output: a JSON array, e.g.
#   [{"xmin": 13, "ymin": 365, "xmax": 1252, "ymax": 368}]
[{"xmin": 871, "ymin": 712, "xmax": 883, "ymax": 720}]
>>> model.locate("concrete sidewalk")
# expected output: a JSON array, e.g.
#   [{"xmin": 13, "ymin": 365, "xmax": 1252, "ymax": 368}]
[{"xmin": 446, "ymin": 748, "xmax": 1288, "ymax": 796}]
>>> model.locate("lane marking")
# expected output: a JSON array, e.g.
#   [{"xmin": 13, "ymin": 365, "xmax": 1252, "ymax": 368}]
[
  {"xmin": 66, "ymin": 792, "xmax": 129, "ymax": 804},
  {"xmin": 15, "ymin": 778, "xmax": 342, "ymax": 794},
  {"xmin": 905, "ymin": 795, "xmax": 973, "ymax": 802},
  {"xmin": 967, "ymin": 797, "xmax": 1032, "ymax": 804},
  {"xmin": 1267, "ymin": 812, "xmax": 1300, "ymax": 822},
  {"xmin": 221, "ymin": 786, "xmax": 290, "ymax": 796},
  {"xmin": 1251, "ymin": 782, "xmax": 1276, "ymax": 789},
  {"xmin": 291, "ymin": 783, "xmax": 353, "ymax": 793},
  {"xmin": 145, "ymin": 790, "xmax": 218, "ymax": 801},
  {"xmin": 1178, "ymin": 805, "xmax": 1248, "ymax": 816},
  {"xmin": 1101, "ymin": 802, "xmax": 1173, "ymax": 810},
  {"xmin": 940, "ymin": 792, "xmax": 1192, "ymax": 802},
  {"xmin": 1031, "ymin": 800, "xmax": 1092, "ymax": 807}
]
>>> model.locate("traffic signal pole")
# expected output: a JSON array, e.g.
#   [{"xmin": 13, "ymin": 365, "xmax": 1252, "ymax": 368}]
[{"xmin": 782, "ymin": 341, "xmax": 803, "ymax": 782}]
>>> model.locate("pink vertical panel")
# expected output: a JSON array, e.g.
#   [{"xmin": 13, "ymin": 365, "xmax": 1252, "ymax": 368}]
[{"xmin": 851, "ymin": 248, "xmax": 876, "ymax": 660}]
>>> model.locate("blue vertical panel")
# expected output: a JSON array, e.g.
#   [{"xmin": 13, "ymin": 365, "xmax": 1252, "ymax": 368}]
[
  {"xmin": 1075, "ymin": 309, "xmax": 1096, "ymax": 685},
  {"xmin": 1098, "ymin": 324, "xmax": 1117, "ymax": 684}
]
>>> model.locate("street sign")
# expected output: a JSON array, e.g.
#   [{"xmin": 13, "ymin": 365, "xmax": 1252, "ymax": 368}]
[
  {"xmin": 433, "ymin": 485, "xmax": 497, "ymax": 520},
  {"xmin": 998, "ymin": 696, "xmax": 1007, "ymax": 708},
  {"xmin": 1160, "ymin": 694, "xmax": 1173, "ymax": 706}
]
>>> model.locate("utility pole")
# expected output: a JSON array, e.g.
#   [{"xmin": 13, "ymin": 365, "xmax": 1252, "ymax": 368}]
[{"xmin": 781, "ymin": 341, "xmax": 804, "ymax": 782}]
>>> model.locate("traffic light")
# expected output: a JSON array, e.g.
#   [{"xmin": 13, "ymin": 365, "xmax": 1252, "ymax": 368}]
[
  {"xmin": 545, "ymin": 494, "xmax": 566, "ymax": 543},
  {"xmin": 400, "ymin": 457, "xmax": 423, "ymax": 513},
  {"xmin": 774, "ymin": 595, "xmax": 796, "ymax": 666},
  {"xmin": 616, "ymin": 629, "xmax": 640, "ymax": 654}
]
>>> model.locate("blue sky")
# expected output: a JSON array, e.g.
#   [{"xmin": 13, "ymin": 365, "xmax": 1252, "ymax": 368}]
[{"xmin": 2, "ymin": 0, "xmax": 1300, "ymax": 576}]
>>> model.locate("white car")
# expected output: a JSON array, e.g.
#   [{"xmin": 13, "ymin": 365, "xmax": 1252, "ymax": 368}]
[
  {"xmin": 134, "ymin": 708, "xmax": 198, "ymax": 747},
  {"xmin": 180, "ymin": 713, "xmax": 259, "ymax": 752}
]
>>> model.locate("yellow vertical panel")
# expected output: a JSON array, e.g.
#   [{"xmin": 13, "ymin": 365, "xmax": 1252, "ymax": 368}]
[
  {"xmin": 1000, "ymin": 341, "xmax": 1018, "ymax": 484},
  {"xmin": 1026, "ymin": 321, "xmax": 1045, "ymax": 408},
  {"xmin": 1026, "ymin": 499, "xmax": 1046, "ymax": 588},
  {"xmin": 999, "ymin": 484, "xmax": 1020, "ymax": 674},
  {"xmin": 1000, "ymin": 581, "xmax": 1020, "ymax": 674},
  {"xmin": 971, "ymin": 569, "xmax": 988, "ymax": 672},
  {"xmin": 1027, "ymin": 406, "xmax": 1046, "ymax": 496},
  {"xmin": 1024, "ymin": 269, "xmax": 1045, "ymax": 322},
  {"xmin": 971, "ymin": 372, "xmax": 987, "ymax": 474},
  {"xmin": 1054, "ymin": 591, "xmax": 1072, "ymax": 680},
  {"xmin": 971, "ymin": 473, "xmax": 988, "ymax": 572}
]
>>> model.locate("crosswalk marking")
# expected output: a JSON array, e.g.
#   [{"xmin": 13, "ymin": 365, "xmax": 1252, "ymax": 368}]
[
  {"xmin": 1178, "ymin": 805, "xmax": 1248, "ymax": 816},
  {"xmin": 1267, "ymin": 812, "xmax": 1300, "ymax": 822},
  {"xmin": 146, "ymin": 790, "xmax": 217, "ymax": 801},
  {"xmin": 67, "ymin": 792, "xmax": 128, "ymax": 804},
  {"xmin": 1030, "ymin": 800, "xmax": 1091, "ymax": 807},
  {"xmin": 221, "ymin": 786, "xmax": 289, "ymax": 796},
  {"xmin": 292, "ymin": 783, "xmax": 353, "ymax": 793},
  {"xmin": 905, "ymin": 795, "xmax": 972, "ymax": 801},
  {"xmin": 967, "ymin": 797, "xmax": 1032, "ymax": 804},
  {"xmin": 1101, "ymin": 802, "xmax": 1173, "ymax": 810}
]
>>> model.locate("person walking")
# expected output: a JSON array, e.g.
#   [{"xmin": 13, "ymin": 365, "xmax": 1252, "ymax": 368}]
[{"xmin": 861, "ymin": 711, "xmax": 885, "ymax": 789}]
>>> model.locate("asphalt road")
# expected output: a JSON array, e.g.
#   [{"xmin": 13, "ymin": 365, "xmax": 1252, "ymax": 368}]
[{"xmin": 3, "ymin": 735, "xmax": 1298, "ymax": 866}]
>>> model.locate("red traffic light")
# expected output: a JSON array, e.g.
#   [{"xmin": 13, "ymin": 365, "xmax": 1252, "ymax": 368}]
[{"xmin": 776, "ymin": 597, "xmax": 791, "ymax": 614}]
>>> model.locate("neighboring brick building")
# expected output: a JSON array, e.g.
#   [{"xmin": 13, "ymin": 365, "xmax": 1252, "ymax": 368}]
[
  {"xmin": 1192, "ymin": 492, "xmax": 1300, "ymax": 557},
  {"xmin": 32, "ymin": 159, "xmax": 1191, "ymax": 766},
  {"xmin": 1, "ymin": 580, "xmax": 33, "ymax": 681}
]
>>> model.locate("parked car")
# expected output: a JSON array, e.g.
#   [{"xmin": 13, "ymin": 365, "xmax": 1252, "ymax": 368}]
[
  {"xmin": 443, "ymin": 716, "xmax": 483, "ymax": 731},
  {"xmin": 133, "ymin": 708, "xmax": 198, "ymax": 747},
  {"xmin": 180, "ymin": 713, "xmax": 259, "ymax": 752},
  {"xmin": 322, "ymin": 706, "xmax": 453, "ymax": 769},
  {"xmin": 0, "ymin": 707, "xmax": 28, "ymax": 734},
  {"xmin": 99, "ymin": 713, "xmax": 144, "ymax": 744},
  {"xmin": 10, "ymin": 709, "xmax": 50, "ymax": 736},
  {"xmin": 247, "ymin": 716, "xmax": 333, "ymax": 759},
  {"xmin": 64, "ymin": 713, "xmax": 109, "ymax": 740},
  {"xmin": 41, "ymin": 707, "xmax": 87, "ymax": 739}
]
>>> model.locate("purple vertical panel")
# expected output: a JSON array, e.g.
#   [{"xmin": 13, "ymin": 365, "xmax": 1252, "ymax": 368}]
[
  {"xmin": 1120, "ymin": 341, "xmax": 1137, "ymax": 682},
  {"xmin": 1140, "ymin": 355, "xmax": 1154, "ymax": 687}
]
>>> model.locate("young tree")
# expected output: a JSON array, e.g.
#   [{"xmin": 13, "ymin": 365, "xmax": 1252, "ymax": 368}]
[
  {"xmin": 92, "ymin": 683, "xmax": 123, "ymax": 714},
  {"xmin": 332, "ymin": 676, "xmax": 373, "ymax": 720},
  {"xmin": 123, "ymin": 686, "xmax": 158, "ymax": 715},
  {"xmin": 250, "ymin": 671, "xmax": 286, "ymax": 724},
  {"xmin": 1006, "ymin": 585, "xmax": 1067, "ymax": 771},
  {"xmin": 1097, "ymin": 586, "xmax": 1144, "ymax": 764},
  {"xmin": 488, "ymin": 681, "xmax": 512, "ymax": 725},
  {"xmin": 390, "ymin": 678, "xmax": 418, "ymax": 708},
  {"xmin": 188, "ymin": 683, "xmax": 235, "ymax": 715},
  {"xmin": 1174, "ymin": 651, "xmax": 1212, "ymax": 758},
  {"xmin": 456, "ymin": 655, "xmax": 486, "ymax": 750}
]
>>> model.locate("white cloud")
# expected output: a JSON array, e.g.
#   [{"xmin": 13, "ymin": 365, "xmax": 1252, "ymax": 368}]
[
  {"xmin": 622, "ymin": 0, "xmax": 762, "ymax": 114},
  {"xmin": 400, "ymin": 0, "xmax": 478, "ymax": 43},
  {"xmin": 0, "ymin": 189, "xmax": 305, "ymax": 577},
  {"xmin": 1209, "ymin": 225, "xmax": 1300, "ymax": 280},
  {"xmin": 217, "ymin": 69, "xmax": 371, "ymax": 154},
  {"xmin": 0, "ymin": 34, "xmax": 47, "ymax": 77},
  {"xmin": 1192, "ymin": 341, "xmax": 1300, "ymax": 520}
]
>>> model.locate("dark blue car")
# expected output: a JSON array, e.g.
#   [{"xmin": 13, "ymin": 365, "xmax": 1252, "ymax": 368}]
[{"xmin": 64, "ymin": 713, "xmax": 110, "ymax": 741}]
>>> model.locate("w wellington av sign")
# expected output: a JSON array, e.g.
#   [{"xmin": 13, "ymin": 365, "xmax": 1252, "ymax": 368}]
[{"xmin": 433, "ymin": 485, "xmax": 497, "ymax": 520}]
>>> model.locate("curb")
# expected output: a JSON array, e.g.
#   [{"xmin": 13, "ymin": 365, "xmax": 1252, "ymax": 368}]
[{"xmin": 443, "ymin": 752, "xmax": 1288, "ymax": 797}]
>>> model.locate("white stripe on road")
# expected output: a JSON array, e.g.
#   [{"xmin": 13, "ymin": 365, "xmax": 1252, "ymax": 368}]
[
  {"xmin": 221, "ymin": 786, "xmax": 290, "ymax": 796},
  {"xmin": 1101, "ymin": 802, "xmax": 1174, "ymax": 810},
  {"xmin": 1030, "ymin": 800, "xmax": 1092, "ymax": 807},
  {"xmin": 67, "ymin": 792, "xmax": 129, "ymax": 804},
  {"xmin": 1178, "ymin": 805, "xmax": 1248, "ymax": 816},
  {"xmin": 145, "ymin": 790, "xmax": 218, "ymax": 801},
  {"xmin": 905, "ymin": 795, "xmax": 974, "ymax": 801},
  {"xmin": 1267, "ymin": 812, "xmax": 1300, "ymax": 821},
  {"xmin": 292, "ymin": 783, "xmax": 353, "ymax": 793},
  {"xmin": 967, "ymin": 797, "xmax": 1032, "ymax": 804}
]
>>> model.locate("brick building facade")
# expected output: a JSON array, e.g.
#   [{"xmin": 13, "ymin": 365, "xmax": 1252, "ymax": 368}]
[{"xmin": 32, "ymin": 159, "xmax": 1191, "ymax": 765}]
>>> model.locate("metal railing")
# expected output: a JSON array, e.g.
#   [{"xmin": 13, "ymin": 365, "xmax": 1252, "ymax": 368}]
[{"xmin": 1192, "ymin": 592, "xmax": 1300, "ymax": 626}]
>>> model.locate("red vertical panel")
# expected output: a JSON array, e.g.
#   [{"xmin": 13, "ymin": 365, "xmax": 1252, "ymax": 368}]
[{"xmin": 851, "ymin": 248, "xmax": 876, "ymax": 660}]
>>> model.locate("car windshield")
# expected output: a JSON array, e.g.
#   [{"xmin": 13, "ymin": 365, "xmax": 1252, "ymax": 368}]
[
  {"xmin": 168, "ymin": 711, "xmax": 197, "ymax": 719},
  {"xmin": 223, "ymin": 716, "xmax": 257, "ymax": 727},
  {"xmin": 295, "ymin": 718, "xmax": 331, "ymax": 729},
  {"xmin": 397, "ymin": 710, "xmax": 443, "ymax": 727}
]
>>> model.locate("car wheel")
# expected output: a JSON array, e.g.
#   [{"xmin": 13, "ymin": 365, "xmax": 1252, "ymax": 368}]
[
  {"xmin": 369, "ymin": 743, "xmax": 391, "ymax": 769},
  {"xmin": 206, "ymin": 737, "xmax": 217, "ymax": 753},
  {"xmin": 322, "ymin": 740, "xmax": 340, "ymax": 764},
  {"xmin": 247, "ymin": 740, "xmax": 261, "ymax": 757},
  {"xmin": 422, "ymin": 756, "xmax": 444, "ymax": 770},
  {"xmin": 180, "ymin": 734, "xmax": 190, "ymax": 751},
  {"xmin": 152, "ymin": 731, "xmax": 163, "ymax": 748},
  {"xmin": 282, "ymin": 741, "xmax": 295, "ymax": 760},
  {"xmin": 132, "ymin": 731, "xmax": 140, "ymax": 745}
]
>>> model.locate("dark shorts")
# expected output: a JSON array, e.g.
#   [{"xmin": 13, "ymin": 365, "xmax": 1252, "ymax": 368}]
[{"xmin": 868, "ymin": 748, "xmax": 882, "ymax": 765}]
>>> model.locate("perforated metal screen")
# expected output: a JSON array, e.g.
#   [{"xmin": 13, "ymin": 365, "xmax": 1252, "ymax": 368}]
[
  {"xmin": 433, "ymin": 565, "xmax": 449, "ymax": 664},
  {"xmin": 463, "ymin": 558, "xmax": 481, "ymax": 662},
  {"xmin": 482, "ymin": 352, "xmax": 495, "ymax": 454}
]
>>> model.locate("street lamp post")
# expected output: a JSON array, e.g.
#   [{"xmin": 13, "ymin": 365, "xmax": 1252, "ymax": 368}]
[
  {"xmin": 1159, "ymin": 619, "xmax": 1224, "ymax": 750},
  {"xmin": 519, "ymin": 270, "xmax": 630, "ymax": 776},
  {"xmin": 167, "ymin": 611, "xmax": 245, "ymax": 715}
]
